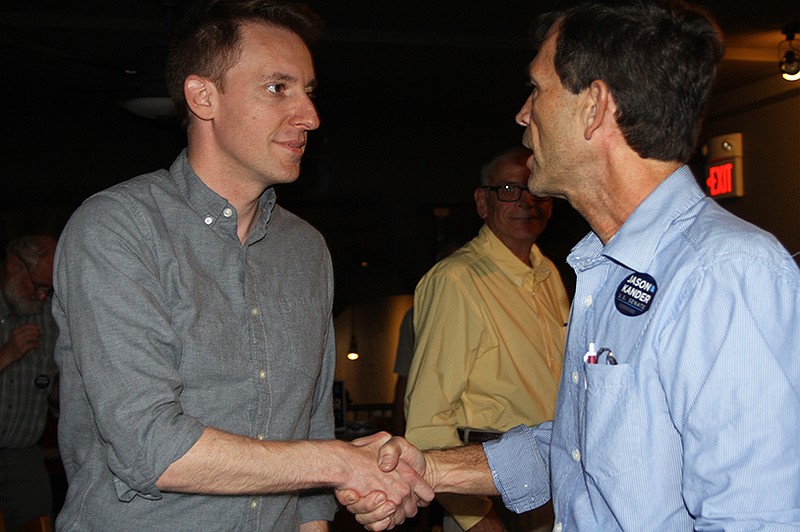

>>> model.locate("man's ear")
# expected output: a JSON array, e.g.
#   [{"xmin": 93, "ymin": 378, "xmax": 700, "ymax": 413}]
[
  {"xmin": 185, "ymin": 75, "xmax": 216, "ymax": 121},
  {"xmin": 474, "ymin": 188, "xmax": 489, "ymax": 220},
  {"xmin": 583, "ymin": 79, "xmax": 612, "ymax": 141}
]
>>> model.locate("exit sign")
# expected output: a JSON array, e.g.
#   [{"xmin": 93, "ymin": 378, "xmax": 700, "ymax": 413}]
[
  {"xmin": 706, "ymin": 158, "xmax": 738, "ymax": 197},
  {"xmin": 704, "ymin": 133, "xmax": 744, "ymax": 198}
]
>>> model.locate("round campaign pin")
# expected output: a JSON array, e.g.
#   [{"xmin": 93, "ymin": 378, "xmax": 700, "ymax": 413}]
[
  {"xmin": 614, "ymin": 272, "xmax": 657, "ymax": 316},
  {"xmin": 34, "ymin": 375, "xmax": 50, "ymax": 390}
]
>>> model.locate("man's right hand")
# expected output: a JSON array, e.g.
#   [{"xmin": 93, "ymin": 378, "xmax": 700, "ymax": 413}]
[
  {"xmin": 336, "ymin": 435, "xmax": 432, "ymax": 531},
  {"xmin": 0, "ymin": 324, "xmax": 41, "ymax": 370}
]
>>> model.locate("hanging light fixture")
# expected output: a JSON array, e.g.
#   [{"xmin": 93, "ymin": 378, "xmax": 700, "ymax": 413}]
[
  {"xmin": 118, "ymin": 1, "xmax": 180, "ymax": 119},
  {"xmin": 779, "ymin": 21, "xmax": 800, "ymax": 82},
  {"xmin": 780, "ymin": 50, "xmax": 800, "ymax": 81},
  {"xmin": 346, "ymin": 306, "xmax": 360, "ymax": 361}
]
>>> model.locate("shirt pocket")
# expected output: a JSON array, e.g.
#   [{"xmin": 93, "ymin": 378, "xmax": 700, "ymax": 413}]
[
  {"xmin": 275, "ymin": 295, "xmax": 328, "ymax": 381},
  {"xmin": 580, "ymin": 362, "xmax": 646, "ymax": 482}
]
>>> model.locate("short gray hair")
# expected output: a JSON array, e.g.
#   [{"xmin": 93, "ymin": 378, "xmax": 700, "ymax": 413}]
[{"xmin": 479, "ymin": 146, "xmax": 532, "ymax": 186}]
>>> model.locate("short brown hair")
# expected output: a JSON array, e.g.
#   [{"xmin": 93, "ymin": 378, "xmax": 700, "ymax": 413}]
[{"xmin": 166, "ymin": 0, "xmax": 323, "ymax": 125}]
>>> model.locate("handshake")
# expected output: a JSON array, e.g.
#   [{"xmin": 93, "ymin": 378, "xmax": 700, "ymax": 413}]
[
  {"xmin": 333, "ymin": 430, "xmax": 496, "ymax": 530},
  {"xmin": 334, "ymin": 431, "xmax": 436, "ymax": 531}
]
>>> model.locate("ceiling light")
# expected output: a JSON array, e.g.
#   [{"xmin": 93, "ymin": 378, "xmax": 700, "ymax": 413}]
[
  {"xmin": 118, "ymin": 44, "xmax": 177, "ymax": 120},
  {"xmin": 780, "ymin": 50, "xmax": 800, "ymax": 81},
  {"xmin": 779, "ymin": 20, "xmax": 800, "ymax": 82}
]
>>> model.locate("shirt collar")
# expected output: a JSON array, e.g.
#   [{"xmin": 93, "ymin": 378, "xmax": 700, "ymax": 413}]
[
  {"xmin": 569, "ymin": 165, "xmax": 706, "ymax": 273},
  {"xmin": 168, "ymin": 149, "xmax": 277, "ymax": 239},
  {"xmin": 478, "ymin": 225, "xmax": 551, "ymax": 288}
]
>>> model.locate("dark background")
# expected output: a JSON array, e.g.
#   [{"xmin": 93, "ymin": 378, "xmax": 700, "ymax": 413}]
[{"xmin": 2, "ymin": 0, "xmax": 797, "ymax": 309}]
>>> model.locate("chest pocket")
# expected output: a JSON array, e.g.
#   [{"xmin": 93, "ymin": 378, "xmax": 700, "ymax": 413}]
[
  {"xmin": 274, "ymin": 295, "xmax": 327, "ymax": 381},
  {"xmin": 580, "ymin": 362, "xmax": 646, "ymax": 482}
]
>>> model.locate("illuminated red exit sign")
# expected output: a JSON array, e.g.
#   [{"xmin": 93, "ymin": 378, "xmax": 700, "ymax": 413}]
[
  {"xmin": 703, "ymin": 133, "xmax": 744, "ymax": 199},
  {"xmin": 706, "ymin": 158, "xmax": 737, "ymax": 197}
]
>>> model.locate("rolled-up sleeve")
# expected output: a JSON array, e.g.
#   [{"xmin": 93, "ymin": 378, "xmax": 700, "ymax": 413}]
[
  {"xmin": 484, "ymin": 423, "xmax": 552, "ymax": 513},
  {"xmin": 298, "ymin": 314, "xmax": 337, "ymax": 523},
  {"xmin": 55, "ymin": 192, "xmax": 205, "ymax": 500}
]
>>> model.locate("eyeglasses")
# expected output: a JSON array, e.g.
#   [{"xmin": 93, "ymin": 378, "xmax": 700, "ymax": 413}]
[
  {"xmin": 18, "ymin": 256, "xmax": 53, "ymax": 298},
  {"xmin": 481, "ymin": 184, "xmax": 551, "ymax": 203}
]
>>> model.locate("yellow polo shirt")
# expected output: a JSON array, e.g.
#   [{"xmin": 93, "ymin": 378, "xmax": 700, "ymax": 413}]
[{"xmin": 405, "ymin": 225, "xmax": 570, "ymax": 529}]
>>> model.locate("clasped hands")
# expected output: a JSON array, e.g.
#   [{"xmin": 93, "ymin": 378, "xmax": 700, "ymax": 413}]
[{"xmin": 337, "ymin": 432, "xmax": 433, "ymax": 531}]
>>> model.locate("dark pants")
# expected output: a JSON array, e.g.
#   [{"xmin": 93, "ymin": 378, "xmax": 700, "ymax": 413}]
[
  {"xmin": 492, "ymin": 497, "xmax": 555, "ymax": 532},
  {"xmin": 0, "ymin": 446, "xmax": 53, "ymax": 532},
  {"xmin": 443, "ymin": 499, "xmax": 554, "ymax": 532}
]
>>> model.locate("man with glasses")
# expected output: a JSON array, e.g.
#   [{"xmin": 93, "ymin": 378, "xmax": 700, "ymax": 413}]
[
  {"xmin": 0, "ymin": 234, "xmax": 58, "ymax": 531},
  {"xmin": 404, "ymin": 147, "xmax": 570, "ymax": 532}
]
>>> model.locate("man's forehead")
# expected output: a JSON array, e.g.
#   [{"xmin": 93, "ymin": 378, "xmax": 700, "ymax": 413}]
[
  {"xmin": 241, "ymin": 23, "xmax": 314, "ymax": 66},
  {"xmin": 528, "ymin": 31, "xmax": 558, "ymax": 78},
  {"xmin": 491, "ymin": 163, "xmax": 529, "ymax": 185}
]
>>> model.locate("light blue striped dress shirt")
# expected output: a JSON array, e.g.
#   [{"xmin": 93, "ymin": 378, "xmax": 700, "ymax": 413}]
[{"xmin": 485, "ymin": 166, "xmax": 800, "ymax": 530}]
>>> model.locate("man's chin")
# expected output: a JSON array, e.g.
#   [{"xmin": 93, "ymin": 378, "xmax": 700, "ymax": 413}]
[
  {"xmin": 273, "ymin": 162, "xmax": 302, "ymax": 184},
  {"xmin": 527, "ymin": 181, "xmax": 546, "ymax": 197},
  {"xmin": 527, "ymin": 173, "xmax": 554, "ymax": 198}
]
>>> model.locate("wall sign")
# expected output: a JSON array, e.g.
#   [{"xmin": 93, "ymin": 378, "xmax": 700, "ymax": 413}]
[{"xmin": 704, "ymin": 133, "xmax": 744, "ymax": 198}]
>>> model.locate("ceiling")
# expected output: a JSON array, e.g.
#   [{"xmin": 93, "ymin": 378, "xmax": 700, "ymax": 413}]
[{"xmin": 2, "ymin": 0, "xmax": 798, "ymax": 309}]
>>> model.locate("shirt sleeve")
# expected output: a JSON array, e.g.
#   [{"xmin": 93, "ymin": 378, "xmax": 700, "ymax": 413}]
[
  {"xmin": 393, "ymin": 308, "xmax": 415, "ymax": 377},
  {"xmin": 484, "ymin": 423, "xmax": 553, "ymax": 514},
  {"xmin": 299, "ymin": 311, "xmax": 337, "ymax": 522},
  {"xmin": 405, "ymin": 270, "xmax": 484, "ymax": 449},
  {"xmin": 55, "ymin": 193, "xmax": 205, "ymax": 501},
  {"xmin": 662, "ymin": 255, "xmax": 800, "ymax": 528},
  {"xmin": 405, "ymin": 269, "xmax": 494, "ymax": 529}
]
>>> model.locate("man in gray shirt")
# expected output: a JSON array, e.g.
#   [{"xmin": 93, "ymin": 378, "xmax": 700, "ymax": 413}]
[{"xmin": 52, "ymin": 1, "xmax": 431, "ymax": 530}]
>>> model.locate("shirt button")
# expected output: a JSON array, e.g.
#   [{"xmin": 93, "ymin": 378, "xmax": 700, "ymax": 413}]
[
  {"xmin": 204, "ymin": 216, "xmax": 214, "ymax": 225},
  {"xmin": 257, "ymin": 434, "xmax": 265, "ymax": 440},
  {"xmin": 571, "ymin": 371, "xmax": 579, "ymax": 384},
  {"xmin": 572, "ymin": 449, "xmax": 581, "ymax": 462},
  {"xmin": 250, "ymin": 499, "xmax": 258, "ymax": 509},
  {"xmin": 251, "ymin": 307, "xmax": 259, "ymax": 317},
  {"xmin": 259, "ymin": 370, "xmax": 266, "ymax": 380},
  {"xmin": 554, "ymin": 523, "xmax": 563, "ymax": 532},
  {"xmin": 223, "ymin": 207, "xmax": 233, "ymax": 218},
  {"xmin": 583, "ymin": 295, "xmax": 593, "ymax": 307}
]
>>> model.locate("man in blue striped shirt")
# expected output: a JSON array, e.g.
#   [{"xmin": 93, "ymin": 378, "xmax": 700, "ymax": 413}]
[{"xmin": 339, "ymin": 1, "xmax": 800, "ymax": 530}]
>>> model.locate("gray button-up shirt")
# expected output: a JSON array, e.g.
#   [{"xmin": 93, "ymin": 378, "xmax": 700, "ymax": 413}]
[{"xmin": 53, "ymin": 150, "xmax": 337, "ymax": 530}]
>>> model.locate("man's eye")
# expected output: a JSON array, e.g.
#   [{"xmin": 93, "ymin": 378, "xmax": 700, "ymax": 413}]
[
  {"xmin": 502, "ymin": 184, "xmax": 518, "ymax": 192},
  {"xmin": 266, "ymin": 83, "xmax": 286, "ymax": 94},
  {"xmin": 525, "ymin": 81, "xmax": 538, "ymax": 95}
]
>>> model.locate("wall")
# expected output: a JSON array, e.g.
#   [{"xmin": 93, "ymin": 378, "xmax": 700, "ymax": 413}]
[
  {"xmin": 334, "ymin": 295, "xmax": 413, "ymax": 405},
  {"xmin": 700, "ymin": 76, "xmax": 800, "ymax": 256}
]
